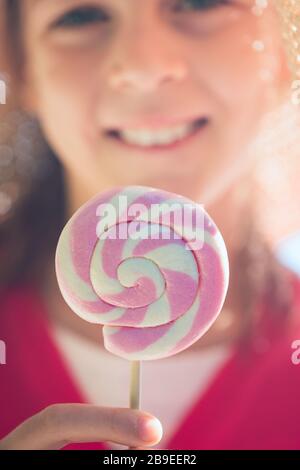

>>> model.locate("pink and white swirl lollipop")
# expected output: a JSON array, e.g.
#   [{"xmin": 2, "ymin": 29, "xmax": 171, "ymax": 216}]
[{"xmin": 55, "ymin": 185, "xmax": 229, "ymax": 361}]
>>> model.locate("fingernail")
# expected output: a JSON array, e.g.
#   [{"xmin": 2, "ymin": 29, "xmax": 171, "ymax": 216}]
[{"xmin": 139, "ymin": 417, "xmax": 163, "ymax": 443}]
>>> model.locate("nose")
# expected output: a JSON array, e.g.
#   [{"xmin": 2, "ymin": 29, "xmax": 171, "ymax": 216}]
[{"xmin": 106, "ymin": 21, "xmax": 188, "ymax": 93}]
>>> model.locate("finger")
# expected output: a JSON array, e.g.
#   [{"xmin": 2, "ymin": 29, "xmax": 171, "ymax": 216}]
[{"xmin": 0, "ymin": 404, "xmax": 163, "ymax": 450}]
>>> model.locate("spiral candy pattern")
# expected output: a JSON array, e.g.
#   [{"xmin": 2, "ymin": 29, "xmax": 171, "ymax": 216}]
[{"xmin": 55, "ymin": 186, "xmax": 229, "ymax": 360}]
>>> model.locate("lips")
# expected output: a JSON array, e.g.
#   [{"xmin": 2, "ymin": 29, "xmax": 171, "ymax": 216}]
[{"xmin": 105, "ymin": 117, "xmax": 209, "ymax": 150}]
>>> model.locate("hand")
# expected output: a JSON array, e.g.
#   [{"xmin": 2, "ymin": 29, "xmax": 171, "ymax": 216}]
[{"xmin": 0, "ymin": 404, "xmax": 163, "ymax": 450}]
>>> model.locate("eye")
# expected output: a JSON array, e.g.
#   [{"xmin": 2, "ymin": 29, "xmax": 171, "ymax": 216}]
[
  {"xmin": 50, "ymin": 6, "xmax": 109, "ymax": 30},
  {"xmin": 173, "ymin": 0, "xmax": 231, "ymax": 12}
]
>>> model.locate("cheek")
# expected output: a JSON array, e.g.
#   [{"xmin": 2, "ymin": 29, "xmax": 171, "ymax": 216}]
[
  {"xmin": 190, "ymin": 18, "xmax": 274, "ymax": 125},
  {"xmin": 29, "ymin": 47, "xmax": 102, "ymax": 161},
  {"xmin": 202, "ymin": 28, "xmax": 276, "ymax": 174}
]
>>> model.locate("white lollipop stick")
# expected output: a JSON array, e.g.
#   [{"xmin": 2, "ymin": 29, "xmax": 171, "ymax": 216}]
[
  {"xmin": 130, "ymin": 360, "xmax": 141, "ymax": 410},
  {"xmin": 129, "ymin": 360, "xmax": 141, "ymax": 450}
]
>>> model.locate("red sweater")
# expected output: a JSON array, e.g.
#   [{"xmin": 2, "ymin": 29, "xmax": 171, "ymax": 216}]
[{"xmin": 0, "ymin": 275, "xmax": 300, "ymax": 450}]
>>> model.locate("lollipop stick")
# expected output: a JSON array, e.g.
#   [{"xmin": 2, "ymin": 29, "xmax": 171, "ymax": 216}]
[
  {"xmin": 129, "ymin": 360, "xmax": 141, "ymax": 450},
  {"xmin": 130, "ymin": 360, "xmax": 141, "ymax": 409}
]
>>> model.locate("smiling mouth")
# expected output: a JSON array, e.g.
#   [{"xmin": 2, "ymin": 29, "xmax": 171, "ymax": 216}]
[{"xmin": 105, "ymin": 117, "xmax": 209, "ymax": 150}]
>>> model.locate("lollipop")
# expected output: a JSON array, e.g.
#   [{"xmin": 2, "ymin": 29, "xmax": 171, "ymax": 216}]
[{"xmin": 55, "ymin": 186, "xmax": 229, "ymax": 411}]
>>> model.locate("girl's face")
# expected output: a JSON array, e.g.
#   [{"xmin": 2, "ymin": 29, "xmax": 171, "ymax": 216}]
[{"xmin": 21, "ymin": 0, "xmax": 286, "ymax": 204}]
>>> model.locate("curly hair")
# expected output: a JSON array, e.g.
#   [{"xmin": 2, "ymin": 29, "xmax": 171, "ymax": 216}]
[{"xmin": 0, "ymin": 0, "xmax": 66, "ymax": 288}]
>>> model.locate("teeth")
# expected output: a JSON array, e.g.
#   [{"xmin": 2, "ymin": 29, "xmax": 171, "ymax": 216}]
[{"xmin": 118, "ymin": 121, "xmax": 197, "ymax": 147}]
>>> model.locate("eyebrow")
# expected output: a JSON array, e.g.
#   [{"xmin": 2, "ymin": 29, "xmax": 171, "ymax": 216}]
[
  {"xmin": 31, "ymin": 0, "xmax": 77, "ymax": 16},
  {"xmin": 34, "ymin": 0, "xmax": 95, "ymax": 3},
  {"xmin": 33, "ymin": 0, "xmax": 73, "ymax": 5},
  {"xmin": 32, "ymin": 0, "xmax": 79, "ymax": 9}
]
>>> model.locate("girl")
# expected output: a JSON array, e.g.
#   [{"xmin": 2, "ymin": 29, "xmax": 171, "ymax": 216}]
[{"xmin": 0, "ymin": 0, "xmax": 299, "ymax": 450}]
